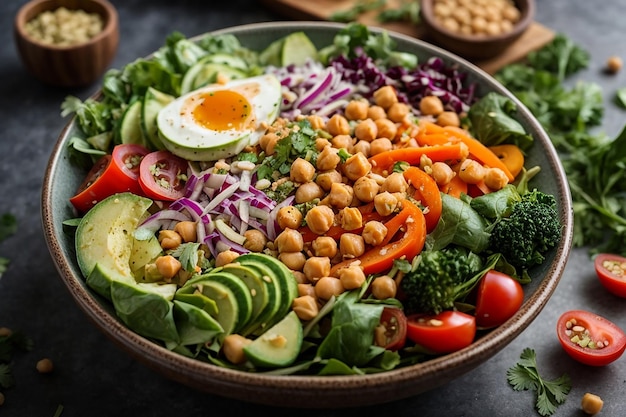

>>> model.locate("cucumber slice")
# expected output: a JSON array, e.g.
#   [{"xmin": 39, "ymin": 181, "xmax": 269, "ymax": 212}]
[
  {"xmin": 243, "ymin": 311, "xmax": 303, "ymax": 368},
  {"xmin": 141, "ymin": 87, "xmax": 175, "ymax": 149},
  {"xmin": 281, "ymin": 32, "xmax": 318, "ymax": 66}
]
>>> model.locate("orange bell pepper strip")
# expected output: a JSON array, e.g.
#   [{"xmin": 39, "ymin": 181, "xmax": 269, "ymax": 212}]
[
  {"xmin": 330, "ymin": 199, "xmax": 427, "ymax": 276},
  {"xmin": 439, "ymin": 174, "xmax": 468, "ymax": 198},
  {"xmin": 369, "ymin": 143, "xmax": 467, "ymax": 175},
  {"xmin": 488, "ymin": 144, "xmax": 525, "ymax": 178},
  {"xmin": 442, "ymin": 126, "xmax": 515, "ymax": 182},
  {"xmin": 402, "ymin": 166, "xmax": 442, "ymax": 232}
]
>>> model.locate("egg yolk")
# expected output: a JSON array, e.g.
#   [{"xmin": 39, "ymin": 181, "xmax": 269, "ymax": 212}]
[{"xmin": 192, "ymin": 89, "xmax": 251, "ymax": 131}]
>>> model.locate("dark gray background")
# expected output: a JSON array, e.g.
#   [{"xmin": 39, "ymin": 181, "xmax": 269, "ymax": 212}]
[{"xmin": 1, "ymin": 1, "xmax": 625, "ymax": 415}]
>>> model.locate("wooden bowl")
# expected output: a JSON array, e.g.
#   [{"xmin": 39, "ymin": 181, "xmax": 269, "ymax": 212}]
[
  {"xmin": 14, "ymin": 0, "xmax": 119, "ymax": 87},
  {"xmin": 420, "ymin": 0, "xmax": 534, "ymax": 60}
]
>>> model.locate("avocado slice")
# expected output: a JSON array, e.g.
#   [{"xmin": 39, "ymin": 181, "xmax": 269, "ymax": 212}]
[{"xmin": 243, "ymin": 311, "xmax": 303, "ymax": 368}]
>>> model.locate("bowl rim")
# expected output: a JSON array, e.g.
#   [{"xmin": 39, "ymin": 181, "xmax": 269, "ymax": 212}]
[
  {"xmin": 420, "ymin": 0, "xmax": 535, "ymax": 43},
  {"xmin": 14, "ymin": 0, "xmax": 118, "ymax": 50},
  {"xmin": 40, "ymin": 20, "xmax": 573, "ymax": 408}
]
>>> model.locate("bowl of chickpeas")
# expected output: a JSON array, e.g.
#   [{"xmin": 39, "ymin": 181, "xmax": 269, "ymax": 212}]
[
  {"xmin": 14, "ymin": 0, "xmax": 119, "ymax": 87},
  {"xmin": 419, "ymin": 0, "xmax": 534, "ymax": 60}
]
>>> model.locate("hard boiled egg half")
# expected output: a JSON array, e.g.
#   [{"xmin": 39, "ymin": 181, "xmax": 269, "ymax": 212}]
[{"xmin": 157, "ymin": 74, "xmax": 282, "ymax": 161}]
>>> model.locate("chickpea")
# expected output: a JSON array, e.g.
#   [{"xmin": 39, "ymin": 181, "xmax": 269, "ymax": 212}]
[
  {"xmin": 309, "ymin": 237, "xmax": 336, "ymax": 260},
  {"xmin": 303, "ymin": 256, "xmax": 331, "ymax": 282},
  {"xmin": 502, "ymin": 4, "xmax": 521, "ymax": 22},
  {"xmin": 265, "ymin": 134, "xmax": 281, "ymax": 155},
  {"xmin": 158, "ymin": 229, "xmax": 182, "ymax": 249},
  {"xmin": 340, "ymin": 207, "xmax": 363, "ymax": 231},
  {"xmin": 243, "ymin": 229, "xmax": 267, "ymax": 252},
  {"xmin": 0, "ymin": 327, "xmax": 12, "ymax": 337},
  {"xmin": 484, "ymin": 167, "xmax": 509, "ymax": 190},
  {"xmin": 173, "ymin": 221, "xmax": 197, "ymax": 243},
  {"xmin": 343, "ymin": 152, "xmax": 372, "ymax": 181},
  {"xmin": 373, "ymin": 85, "xmax": 398, "ymax": 110},
  {"xmin": 315, "ymin": 276, "xmax": 345, "ymax": 300},
  {"xmin": 369, "ymin": 138, "xmax": 393, "ymax": 156},
  {"xmin": 430, "ymin": 162, "xmax": 456, "ymax": 186},
  {"xmin": 340, "ymin": 233, "xmax": 365, "ymax": 258},
  {"xmin": 326, "ymin": 114, "xmax": 351, "ymax": 136},
  {"xmin": 419, "ymin": 95, "xmax": 444, "ymax": 116},
  {"xmin": 387, "ymin": 102, "xmax": 411, "ymax": 123},
  {"xmin": 215, "ymin": 250, "xmax": 239, "ymax": 267},
  {"xmin": 352, "ymin": 176, "xmax": 379, "ymax": 203},
  {"xmin": 362, "ymin": 220, "xmax": 388, "ymax": 246},
  {"xmin": 344, "ymin": 99, "xmax": 369, "ymax": 121},
  {"xmin": 316, "ymin": 145, "xmax": 340, "ymax": 171},
  {"xmin": 328, "ymin": 182, "xmax": 354, "ymax": 209},
  {"xmin": 277, "ymin": 206, "xmax": 303, "ymax": 230},
  {"xmin": 441, "ymin": 16, "xmax": 460, "ymax": 32},
  {"xmin": 381, "ymin": 172, "xmax": 408, "ymax": 194},
  {"xmin": 366, "ymin": 105, "xmax": 386, "ymax": 120},
  {"xmin": 259, "ymin": 132, "xmax": 278, "ymax": 151},
  {"xmin": 375, "ymin": 118, "xmax": 398, "ymax": 140},
  {"xmin": 352, "ymin": 140, "xmax": 371, "ymax": 158},
  {"xmin": 458, "ymin": 159, "xmax": 486, "ymax": 184},
  {"xmin": 374, "ymin": 191, "xmax": 398, "ymax": 216},
  {"xmin": 331, "ymin": 134, "xmax": 354, "ymax": 151},
  {"xmin": 295, "ymin": 181, "xmax": 324, "ymax": 204},
  {"xmin": 437, "ymin": 111, "xmax": 461, "ymax": 127},
  {"xmin": 306, "ymin": 114, "xmax": 326, "ymax": 130},
  {"xmin": 581, "ymin": 393, "xmax": 603, "ymax": 415},
  {"xmin": 293, "ymin": 270, "xmax": 308, "ymax": 284},
  {"xmin": 315, "ymin": 169, "xmax": 343, "ymax": 192},
  {"xmin": 290, "ymin": 157, "xmax": 316, "ymax": 184},
  {"xmin": 354, "ymin": 119, "xmax": 378, "ymax": 142},
  {"xmin": 305, "ymin": 205, "xmax": 335, "ymax": 235},
  {"xmin": 292, "ymin": 295, "xmax": 319, "ymax": 321},
  {"xmin": 338, "ymin": 265, "xmax": 366, "ymax": 290},
  {"xmin": 315, "ymin": 137, "xmax": 331, "ymax": 151},
  {"xmin": 279, "ymin": 251, "xmax": 306, "ymax": 271},
  {"xmin": 370, "ymin": 275, "xmax": 397, "ymax": 299},
  {"xmin": 275, "ymin": 228, "xmax": 304, "ymax": 253},
  {"xmin": 36, "ymin": 358, "xmax": 54, "ymax": 374},
  {"xmin": 155, "ymin": 255, "xmax": 182, "ymax": 280},
  {"xmin": 222, "ymin": 334, "xmax": 252, "ymax": 364},
  {"xmin": 606, "ymin": 55, "xmax": 623, "ymax": 74}
]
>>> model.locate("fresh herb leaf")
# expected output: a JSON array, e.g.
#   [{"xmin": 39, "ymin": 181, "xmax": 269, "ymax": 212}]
[
  {"xmin": 0, "ymin": 363, "xmax": 14, "ymax": 389},
  {"xmin": 0, "ymin": 213, "xmax": 17, "ymax": 242},
  {"xmin": 169, "ymin": 242, "xmax": 201, "ymax": 273},
  {"xmin": 377, "ymin": 1, "xmax": 420, "ymax": 24},
  {"xmin": 615, "ymin": 87, "xmax": 626, "ymax": 108},
  {"xmin": 507, "ymin": 348, "xmax": 571, "ymax": 416},
  {"xmin": 329, "ymin": 0, "xmax": 387, "ymax": 23},
  {"xmin": 0, "ymin": 330, "xmax": 35, "ymax": 390}
]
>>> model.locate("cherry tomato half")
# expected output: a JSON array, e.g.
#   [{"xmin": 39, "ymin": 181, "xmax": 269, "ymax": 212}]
[
  {"xmin": 139, "ymin": 150, "xmax": 188, "ymax": 201},
  {"xmin": 374, "ymin": 307, "xmax": 407, "ymax": 351},
  {"xmin": 69, "ymin": 144, "xmax": 149, "ymax": 213},
  {"xmin": 594, "ymin": 253, "xmax": 626, "ymax": 298},
  {"xmin": 406, "ymin": 310, "xmax": 476, "ymax": 354},
  {"xmin": 474, "ymin": 270, "xmax": 524, "ymax": 329},
  {"xmin": 556, "ymin": 310, "xmax": 626, "ymax": 367}
]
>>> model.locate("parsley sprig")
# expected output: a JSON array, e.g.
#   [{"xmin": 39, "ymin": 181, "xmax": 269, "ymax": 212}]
[
  {"xmin": 0, "ymin": 330, "xmax": 34, "ymax": 391},
  {"xmin": 507, "ymin": 348, "xmax": 572, "ymax": 416}
]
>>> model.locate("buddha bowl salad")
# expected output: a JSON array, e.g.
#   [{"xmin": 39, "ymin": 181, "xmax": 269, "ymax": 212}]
[{"xmin": 61, "ymin": 23, "xmax": 562, "ymax": 375}]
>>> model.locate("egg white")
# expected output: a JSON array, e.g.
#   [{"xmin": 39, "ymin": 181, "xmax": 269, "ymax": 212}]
[{"xmin": 157, "ymin": 74, "xmax": 282, "ymax": 161}]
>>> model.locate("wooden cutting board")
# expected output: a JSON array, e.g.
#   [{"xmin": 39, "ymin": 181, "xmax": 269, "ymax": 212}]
[{"xmin": 261, "ymin": 0, "xmax": 554, "ymax": 74}]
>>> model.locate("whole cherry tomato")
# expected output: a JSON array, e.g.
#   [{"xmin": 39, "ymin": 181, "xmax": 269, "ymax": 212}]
[
  {"xmin": 556, "ymin": 310, "xmax": 626, "ymax": 366},
  {"xmin": 594, "ymin": 253, "xmax": 626, "ymax": 298},
  {"xmin": 374, "ymin": 307, "xmax": 407, "ymax": 351},
  {"xmin": 70, "ymin": 144, "xmax": 149, "ymax": 213},
  {"xmin": 474, "ymin": 270, "xmax": 524, "ymax": 329},
  {"xmin": 406, "ymin": 310, "xmax": 476, "ymax": 354},
  {"xmin": 139, "ymin": 150, "xmax": 188, "ymax": 201}
]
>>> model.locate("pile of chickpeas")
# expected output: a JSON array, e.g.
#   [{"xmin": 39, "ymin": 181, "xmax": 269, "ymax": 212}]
[
  {"xmin": 24, "ymin": 7, "xmax": 104, "ymax": 47},
  {"xmin": 432, "ymin": 0, "xmax": 522, "ymax": 37}
]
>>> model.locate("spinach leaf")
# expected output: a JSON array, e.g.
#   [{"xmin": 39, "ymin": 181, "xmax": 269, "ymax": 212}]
[
  {"xmin": 172, "ymin": 300, "xmax": 223, "ymax": 348},
  {"xmin": 470, "ymin": 184, "xmax": 522, "ymax": 221}
]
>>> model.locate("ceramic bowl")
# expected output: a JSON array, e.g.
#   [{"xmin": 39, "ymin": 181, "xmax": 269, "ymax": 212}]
[
  {"xmin": 420, "ymin": 0, "xmax": 535, "ymax": 60},
  {"xmin": 41, "ymin": 21, "xmax": 573, "ymax": 408},
  {"xmin": 14, "ymin": 0, "xmax": 119, "ymax": 87}
]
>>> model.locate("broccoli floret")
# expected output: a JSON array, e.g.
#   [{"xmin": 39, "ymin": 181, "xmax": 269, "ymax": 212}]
[
  {"xmin": 400, "ymin": 246, "xmax": 484, "ymax": 315},
  {"xmin": 489, "ymin": 190, "xmax": 561, "ymax": 272}
]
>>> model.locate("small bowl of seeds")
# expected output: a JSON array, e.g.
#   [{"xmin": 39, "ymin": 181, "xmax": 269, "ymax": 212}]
[
  {"xmin": 14, "ymin": 0, "xmax": 119, "ymax": 87},
  {"xmin": 419, "ymin": 0, "xmax": 534, "ymax": 61}
]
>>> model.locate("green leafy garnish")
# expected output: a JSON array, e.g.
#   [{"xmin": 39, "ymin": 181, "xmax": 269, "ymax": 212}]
[
  {"xmin": 0, "ymin": 213, "xmax": 17, "ymax": 279},
  {"xmin": 329, "ymin": 0, "xmax": 386, "ymax": 23},
  {"xmin": 615, "ymin": 87, "xmax": 626, "ymax": 108},
  {"xmin": 0, "ymin": 330, "xmax": 35, "ymax": 390},
  {"xmin": 507, "ymin": 348, "xmax": 571, "ymax": 416}
]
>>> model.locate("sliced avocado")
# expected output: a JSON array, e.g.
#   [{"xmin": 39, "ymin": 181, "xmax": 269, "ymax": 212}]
[
  {"xmin": 217, "ymin": 263, "xmax": 271, "ymax": 335},
  {"xmin": 119, "ymin": 100, "xmax": 147, "ymax": 147},
  {"xmin": 202, "ymin": 271, "xmax": 253, "ymax": 333},
  {"xmin": 129, "ymin": 234, "xmax": 163, "ymax": 274},
  {"xmin": 141, "ymin": 87, "xmax": 175, "ymax": 149},
  {"xmin": 201, "ymin": 53, "xmax": 249, "ymax": 71},
  {"xmin": 76, "ymin": 192, "xmax": 154, "ymax": 296},
  {"xmin": 280, "ymin": 32, "xmax": 318, "ymax": 66},
  {"xmin": 174, "ymin": 291, "xmax": 219, "ymax": 317},
  {"xmin": 187, "ymin": 278, "xmax": 240, "ymax": 335},
  {"xmin": 181, "ymin": 56, "xmax": 248, "ymax": 94},
  {"xmin": 243, "ymin": 311, "xmax": 303, "ymax": 368},
  {"xmin": 259, "ymin": 36, "xmax": 284, "ymax": 67}
]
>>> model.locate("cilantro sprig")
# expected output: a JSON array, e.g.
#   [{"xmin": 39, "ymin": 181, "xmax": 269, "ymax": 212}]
[
  {"xmin": 0, "ymin": 330, "xmax": 34, "ymax": 392},
  {"xmin": 507, "ymin": 348, "xmax": 572, "ymax": 416}
]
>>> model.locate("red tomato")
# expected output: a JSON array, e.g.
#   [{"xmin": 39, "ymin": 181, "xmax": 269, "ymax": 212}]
[
  {"xmin": 594, "ymin": 253, "xmax": 626, "ymax": 298},
  {"xmin": 406, "ymin": 310, "xmax": 476, "ymax": 354},
  {"xmin": 556, "ymin": 310, "xmax": 626, "ymax": 366},
  {"xmin": 374, "ymin": 307, "xmax": 407, "ymax": 351},
  {"xmin": 474, "ymin": 270, "xmax": 524, "ymax": 329},
  {"xmin": 139, "ymin": 150, "xmax": 188, "ymax": 201},
  {"xmin": 69, "ymin": 144, "xmax": 150, "ymax": 213}
]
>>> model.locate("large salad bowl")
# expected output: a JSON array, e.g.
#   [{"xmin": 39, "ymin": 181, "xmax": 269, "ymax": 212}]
[{"xmin": 41, "ymin": 21, "xmax": 573, "ymax": 408}]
